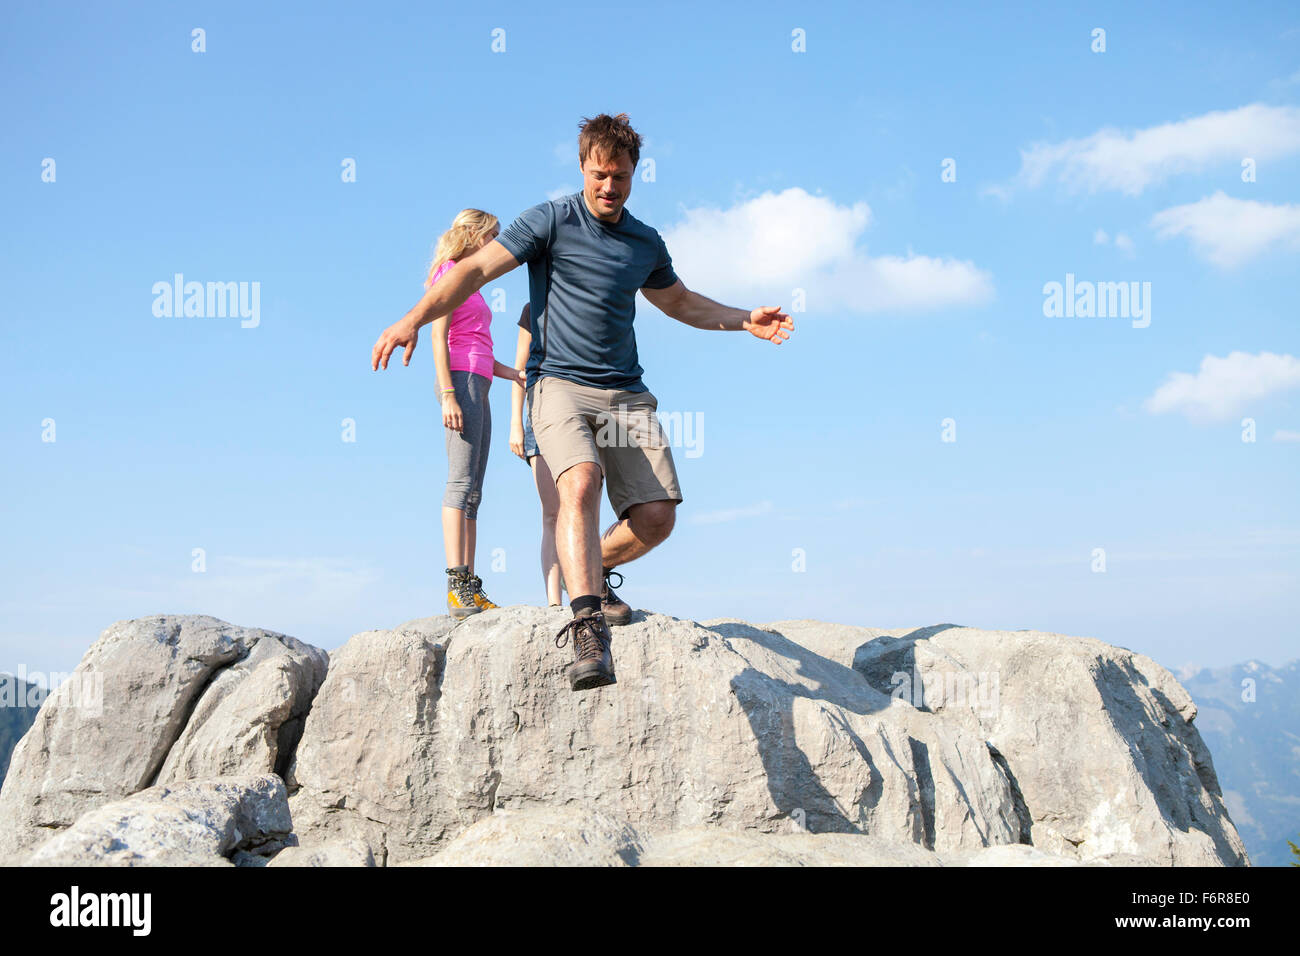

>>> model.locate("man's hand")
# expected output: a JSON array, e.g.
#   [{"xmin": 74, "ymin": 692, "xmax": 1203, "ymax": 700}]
[
  {"xmin": 745, "ymin": 306, "xmax": 793, "ymax": 344},
  {"xmin": 509, "ymin": 422, "xmax": 526, "ymax": 460},
  {"xmin": 371, "ymin": 318, "xmax": 420, "ymax": 370},
  {"xmin": 371, "ymin": 242, "xmax": 521, "ymax": 371},
  {"xmin": 642, "ymin": 281, "xmax": 796, "ymax": 340}
]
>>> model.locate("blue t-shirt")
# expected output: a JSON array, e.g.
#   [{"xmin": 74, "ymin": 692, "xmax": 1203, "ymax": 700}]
[{"xmin": 495, "ymin": 192, "xmax": 678, "ymax": 391}]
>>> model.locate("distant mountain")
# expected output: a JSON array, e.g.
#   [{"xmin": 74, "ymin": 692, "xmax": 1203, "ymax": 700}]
[
  {"xmin": 0, "ymin": 674, "xmax": 42, "ymax": 793},
  {"xmin": 1181, "ymin": 659, "xmax": 1300, "ymax": 867}
]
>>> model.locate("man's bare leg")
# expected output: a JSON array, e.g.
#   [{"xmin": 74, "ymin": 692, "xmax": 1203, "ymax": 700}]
[
  {"xmin": 593, "ymin": 501, "xmax": 677, "ymax": 623},
  {"xmin": 552, "ymin": 461, "xmax": 617, "ymax": 691},
  {"xmin": 554, "ymin": 462, "xmax": 604, "ymax": 600},
  {"xmin": 599, "ymin": 500, "xmax": 677, "ymax": 568}
]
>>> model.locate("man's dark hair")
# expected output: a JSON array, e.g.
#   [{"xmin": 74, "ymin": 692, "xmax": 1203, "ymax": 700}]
[{"xmin": 578, "ymin": 113, "xmax": 642, "ymax": 169}]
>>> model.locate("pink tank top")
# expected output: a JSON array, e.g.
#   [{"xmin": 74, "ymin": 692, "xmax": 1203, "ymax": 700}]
[{"xmin": 427, "ymin": 259, "xmax": 494, "ymax": 379}]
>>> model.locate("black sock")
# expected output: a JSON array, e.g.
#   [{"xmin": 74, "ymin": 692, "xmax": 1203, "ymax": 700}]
[{"xmin": 570, "ymin": 594, "xmax": 601, "ymax": 617}]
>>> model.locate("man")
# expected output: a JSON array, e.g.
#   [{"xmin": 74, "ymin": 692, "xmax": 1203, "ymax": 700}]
[{"xmin": 371, "ymin": 113, "xmax": 793, "ymax": 692}]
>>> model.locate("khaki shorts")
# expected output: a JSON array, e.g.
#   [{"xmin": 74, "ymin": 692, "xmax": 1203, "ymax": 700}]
[{"xmin": 527, "ymin": 375, "xmax": 683, "ymax": 521}]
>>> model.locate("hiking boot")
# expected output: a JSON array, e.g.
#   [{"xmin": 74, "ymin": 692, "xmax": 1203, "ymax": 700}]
[
  {"xmin": 554, "ymin": 610, "xmax": 616, "ymax": 691},
  {"xmin": 600, "ymin": 568, "xmax": 632, "ymax": 626},
  {"xmin": 445, "ymin": 566, "xmax": 481, "ymax": 620},
  {"xmin": 469, "ymin": 573, "xmax": 498, "ymax": 610}
]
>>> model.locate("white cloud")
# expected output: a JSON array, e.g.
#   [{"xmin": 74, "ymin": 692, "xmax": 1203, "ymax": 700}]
[
  {"xmin": 546, "ymin": 184, "xmax": 578, "ymax": 200},
  {"xmin": 1093, "ymin": 229, "xmax": 1135, "ymax": 256},
  {"xmin": 1150, "ymin": 192, "xmax": 1300, "ymax": 268},
  {"xmin": 1269, "ymin": 68, "xmax": 1300, "ymax": 89},
  {"xmin": 659, "ymin": 188, "xmax": 993, "ymax": 314},
  {"xmin": 212, "ymin": 556, "xmax": 380, "ymax": 592},
  {"xmin": 1144, "ymin": 351, "xmax": 1300, "ymax": 423},
  {"xmin": 833, "ymin": 497, "xmax": 875, "ymax": 511},
  {"xmin": 690, "ymin": 500, "xmax": 774, "ymax": 525},
  {"xmin": 980, "ymin": 182, "xmax": 1013, "ymax": 202},
  {"xmin": 1009, "ymin": 103, "xmax": 1300, "ymax": 195},
  {"xmin": 1273, "ymin": 429, "xmax": 1300, "ymax": 443}
]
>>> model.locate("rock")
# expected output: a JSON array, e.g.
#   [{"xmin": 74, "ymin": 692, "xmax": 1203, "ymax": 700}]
[
  {"xmin": 405, "ymin": 803, "xmax": 948, "ymax": 867},
  {"xmin": 7, "ymin": 607, "xmax": 1247, "ymax": 868},
  {"xmin": 0, "ymin": 615, "xmax": 327, "ymax": 860},
  {"xmin": 637, "ymin": 826, "xmax": 943, "ymax": 867},
  {"xmin": 268, "ymin": 840, "xmax": 376, "ymax": 868},
  {"xmin": 155, "ymin": 626, "xmax": 328, "ymax": 787},
  {"xmin": 286, "ymin": 615, "xmax": 457, "ymax": 866},
  {"xmin": 939, "ymin": 844, "xmax": 1083, "ymax": 866},
  {"xmin": 402, "ymin": 805, "xmax": 1098, "ymax": 867},
  {"xmin": 938, "ymin": 844, "xmax": 1160, "ymax": 866},
  {"xmin": 851, "ymin": 625, "xmax": 1248, "ymax": 865},
  {"xmin": 750, "ymin": 620, "xmax": 915, "ymax": 669},
  {"xmin": 402, "ymin": 805, "xmax": 643, "ymax": 867},
  {"xmin": 23, "ymin": 774, "xmax": 291, "ymax": 867},
  {"xmin": 290, "ymin": 607, "xmax": 1023, "ymax": 864}
]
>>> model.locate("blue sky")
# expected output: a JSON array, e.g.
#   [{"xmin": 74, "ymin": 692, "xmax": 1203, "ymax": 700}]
[{"xmin": 2, "ymin": 0, "xmax": 1298, "ymax": 679}]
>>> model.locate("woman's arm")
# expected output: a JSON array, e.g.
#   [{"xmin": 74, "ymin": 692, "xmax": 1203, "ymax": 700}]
[
  {"xmin": 426, "ymin": 274, "xmax": 455, "ymax": 396},
  {"xmin": 430, "ymin": 312, "xmax": 462, "ymax": 430},
  {"xmin": 511, "ymin": 304, "xmax": 531, "ymax": 426},
  {"xmin": 507, "ymin": 305, "xmax": 531, "ymax": 460},
  {"xmin": 431, "ymin": 315, "xmax": 453, "ymax": 393},
  {"xmin": 491, "ymin": 360, "xmax": 524, "ymax": 384}
]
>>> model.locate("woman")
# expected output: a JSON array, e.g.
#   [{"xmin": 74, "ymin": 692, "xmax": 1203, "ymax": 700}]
[
  {"xmin": 427, "ymin": 209, "xmax": 524, "ymax": 619},
  {"xmin": 509, "ymin": 303, "xmax": 565, "ymax": 607}
]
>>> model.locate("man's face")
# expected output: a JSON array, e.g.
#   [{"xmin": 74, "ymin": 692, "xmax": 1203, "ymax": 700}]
[{"xmin": 580, "ymin": 149, "xmax": 634, "ymax": 222}]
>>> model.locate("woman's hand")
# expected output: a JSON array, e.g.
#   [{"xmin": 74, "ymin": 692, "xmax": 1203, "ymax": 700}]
[
  {"xmin": 442, "ymin": 396, "xmax": 465, "ymax": 433},
  {"xmin": 509, "ymin": 422, "xmax": 526, "ymax": 460}
]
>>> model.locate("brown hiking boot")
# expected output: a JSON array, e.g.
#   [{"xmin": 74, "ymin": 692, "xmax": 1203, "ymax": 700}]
[
  {"xmin": 600, "ymin": 568, "xmax": 632, "ymax": 626},
  {"xmin": 554, "ymin": 610, "xmax": 616, "ymax": 691}
]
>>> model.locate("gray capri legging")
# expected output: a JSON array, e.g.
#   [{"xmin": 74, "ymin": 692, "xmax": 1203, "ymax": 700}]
[{"xmin": 443, "ymin": 369, "xmax": 491, "ymax": 520}]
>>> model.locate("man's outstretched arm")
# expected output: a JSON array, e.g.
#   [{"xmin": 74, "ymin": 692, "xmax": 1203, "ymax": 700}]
[
  {"xmin": 371, "ymin": 240, "xmax": 522, "ymax": 370},
  {"xmin": 640, "ymin": 279, "xmax": 793, "ymax": 343}
]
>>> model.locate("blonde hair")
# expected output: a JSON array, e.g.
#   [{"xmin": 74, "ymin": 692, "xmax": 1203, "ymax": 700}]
[{"xmin": 428, "ymin": 208, "xmax": 499, "ymax": 281}]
